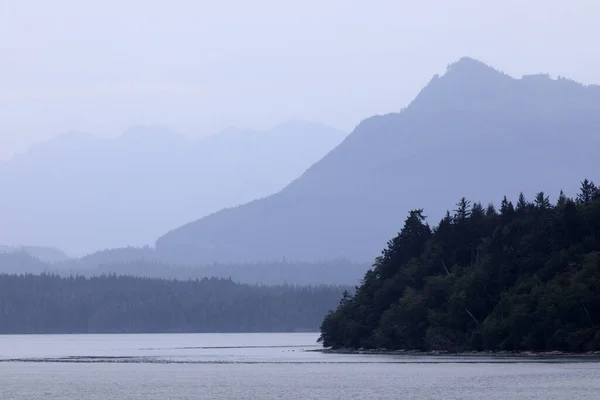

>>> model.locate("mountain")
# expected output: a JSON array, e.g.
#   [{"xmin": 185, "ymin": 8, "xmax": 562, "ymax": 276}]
[
  {"xmin": 66, "ymin": 259, "xmax": 368, "ymax": 286},
  {"xmin": 0, "ymin": 121, "xmax": 346, "ymax": 255},
  {"xmin": 156, "ymin": 57, "xmax": 600, "ymax": 264},
  {"xmin": 0, "ymin": 245, "xmax": 69, "ymax": 263},
  {"xmin": 0, "ymin": 251, "xmax": 52, "ymax": 274},
  {"xmin": 0, "ymin": 251, "xmax": 367, "ymax": 286}
]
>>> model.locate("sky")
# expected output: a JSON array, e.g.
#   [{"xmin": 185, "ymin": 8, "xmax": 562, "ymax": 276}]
[{"xmin": 1, "ymin": 0, "xmax": 599, "ymax": 160}]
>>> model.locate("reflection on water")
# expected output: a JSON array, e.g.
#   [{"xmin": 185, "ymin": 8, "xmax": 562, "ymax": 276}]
[{"xmin": 1, "ymin": 333, "xmax": 599, "ymax": 399}]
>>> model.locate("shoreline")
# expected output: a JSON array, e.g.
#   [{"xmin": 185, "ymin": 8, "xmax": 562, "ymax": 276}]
[{"xmin": 309, "ymin": 348, "xmax": 600, "ymax": 358}]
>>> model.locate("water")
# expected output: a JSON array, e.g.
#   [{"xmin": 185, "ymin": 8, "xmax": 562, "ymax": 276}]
[{"xmin": 1, "ymin": 333, "xmax": 599, "ymax": 399}]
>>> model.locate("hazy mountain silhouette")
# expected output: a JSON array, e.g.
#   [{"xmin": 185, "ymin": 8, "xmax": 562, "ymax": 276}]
[
  {"xmin": 156, "ymin": 57, "xmax": 600, "ymax": 264},
  {"xmin": 0, "ymin": 250, "xmax": 367, "ymax": 286},
  {"xmin": 0, "ymin": 245, "xmax": 69, "ymax": 264},
  {"xmin": 0, "ymin": 121, "xmax": 346, "ymax": 255},
  {"xmin": 73, "ymin": 246, "xmax": 156, "ymax": 268}
]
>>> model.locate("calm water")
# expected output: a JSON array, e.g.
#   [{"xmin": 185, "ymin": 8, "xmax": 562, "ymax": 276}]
[{"xmin": 1, "ymin": 333, "xmax": 599, "ymax": 399}]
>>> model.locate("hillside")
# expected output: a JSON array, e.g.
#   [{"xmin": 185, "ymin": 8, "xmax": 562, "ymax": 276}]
[
  {"xmin": 0, "ymin": 245, "xmax": 69, "ymax": 264},
  {"xmin": 0, "ymin": 251, "xmax": 52, "ymax": 274},
  {"xmin": 156, "ymin": 58, "xmax": 600, "ymax": 264},
  {"xmin": 319, "ymin": 180, "xmax": 600, "ymax": 352},
  {"xmin": 0, "ymin": 121, "xmax": 345, "ymax": 255}
]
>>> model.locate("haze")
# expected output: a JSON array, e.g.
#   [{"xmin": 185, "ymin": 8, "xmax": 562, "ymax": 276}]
[{"xmin": 1, "ymin": 0, "xmax": 599, "ymax": 160}]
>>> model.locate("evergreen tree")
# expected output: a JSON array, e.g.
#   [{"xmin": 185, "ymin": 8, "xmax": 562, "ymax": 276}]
[
  {"xmin": 454, "ymin": 197, "xmax": 472, "ymax": 223},
  {"xmin": 557, "ymin": 190, "xmax": 568, "ymax": 208},
  {"xmin": 577, "ymin": 179, "xmax": 598, "ymax": 205},
  {"xmin": 471, "ymin": 202, "xmax": 485, "ymax": 220},
  {"xmin": 516, "ymin": 192, "xmax": 529, "ymax": 214},
  {"xmin": 534, "ymin": 191, "xmax": 551, "ymax": 210},
  {"xmin": 376, "ymin": 209, "xmax": 431, "ymax": 280},
  {"xmin": 320, "ymin": 180, "xmax": 600, "ymax": 352}
]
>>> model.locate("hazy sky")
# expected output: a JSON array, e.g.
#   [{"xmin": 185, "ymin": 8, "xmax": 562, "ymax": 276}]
[{"xmin": 1, "ymin": 0, "xmax": 599, "ymax": 160}]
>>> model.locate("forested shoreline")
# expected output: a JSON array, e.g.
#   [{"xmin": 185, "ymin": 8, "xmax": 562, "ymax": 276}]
[
  {"xmin": 0, "ymin": 274, "xmax": 350, "ymax": 334},
  {"xmin": 319, "ymin": 180, "xmax": 600, "ymax": 352}
]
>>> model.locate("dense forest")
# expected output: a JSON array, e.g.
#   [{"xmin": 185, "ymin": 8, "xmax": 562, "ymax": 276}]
[
  {"xmin": 319, "ymin": 179, "xmax": 600, "ymax": 352},
  {"xmin": 0, "ymin": 274, "xmax": 349, "ymax": 334}
]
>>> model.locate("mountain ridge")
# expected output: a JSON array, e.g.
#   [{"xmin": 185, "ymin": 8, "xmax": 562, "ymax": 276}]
[
  {"xmin": 155, "ymin": 57, "xmax": 600, "ymax": 264},
  {"xmin": 0, "ymin": 121, "xmax": 346, "ymax": 255}
]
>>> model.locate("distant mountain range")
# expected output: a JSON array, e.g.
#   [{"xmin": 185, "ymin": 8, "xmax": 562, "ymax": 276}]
[
  {"xmin": 0, "ymin": 120, "xmax": 346, "ymax": 255},
  {"xmin": 0, "ymin": 245, "xmax": 69, "ymax": 264},
  {"xmin": 155, "ymin": 57, "xmax": 600, "ymax": 264},
  {"xmin": 0, "ymin": 251, "xmax": 367, "ymax": 286}
]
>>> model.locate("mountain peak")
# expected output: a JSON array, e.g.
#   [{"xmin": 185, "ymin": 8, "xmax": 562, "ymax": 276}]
[
  {"xmin": 155, "ymin": 58, "xmax": 600, "ymax": 265},
  {"xmin": 405, "ymin": 57, "xmax": 512, "ymax": 114},
  {"xmin": 446, "ymin": 57, "xmax": 497, "ymax": 73},
  {"xmin": 439, "ymin": 56, "xmax": 510, "ymax": 86},
  {"xmin": 1, "ymin": 121, "xmax": 345, "ymax": 255}
]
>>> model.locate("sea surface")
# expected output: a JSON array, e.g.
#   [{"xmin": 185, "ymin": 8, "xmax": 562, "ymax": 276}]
[{"xmin": 1, "ymin": 333, "xmax": 599, "ymax": 399}]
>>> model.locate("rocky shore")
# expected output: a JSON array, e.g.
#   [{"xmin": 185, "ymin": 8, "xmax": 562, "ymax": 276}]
[{"xmin": 310, "ymin": 348, "xmax": 600, "ymax": 358}]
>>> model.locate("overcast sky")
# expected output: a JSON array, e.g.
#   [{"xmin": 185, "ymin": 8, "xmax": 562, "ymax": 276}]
[{"xmin": 1, "ymin": 0, "xmax": 599, "ymax": 160}]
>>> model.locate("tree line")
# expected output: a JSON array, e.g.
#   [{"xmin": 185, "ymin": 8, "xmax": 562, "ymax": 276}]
[
  {"xmin": 319, "ymin": 179, "xmax": 600, "ymax": 352},
  {"xmin": 0, "ymin": 252, "xmax": 367, "ymax": 286},
  {"xmin": 0, "ymin": 274, "xmax": 350, "ymax": 334}
]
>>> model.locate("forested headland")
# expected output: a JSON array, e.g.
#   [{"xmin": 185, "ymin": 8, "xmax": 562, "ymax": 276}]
[
  {"xmin": 319, "ymin": 180, "xmax": 600, "ymax": 352},
  {"xmin": 0, "ymin": 274, "xmax": 349, "ymax": 334}
]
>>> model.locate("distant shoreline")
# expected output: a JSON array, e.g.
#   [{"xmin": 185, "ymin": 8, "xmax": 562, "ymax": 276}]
[{"xmin": 310, "ymin": 348, "xmax": 600, "ymax": 358}]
